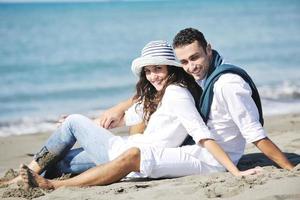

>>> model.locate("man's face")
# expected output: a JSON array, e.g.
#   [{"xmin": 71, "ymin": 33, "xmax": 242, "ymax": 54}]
[{"xmin": 174, "ymin": 41, "xmax": 212, "ymax": 81}]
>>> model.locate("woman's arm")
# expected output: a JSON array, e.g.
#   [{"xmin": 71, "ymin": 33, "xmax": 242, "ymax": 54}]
[
  {"xmin": 200, "ymin": 139, "xmax": 262, "ymax": 176},
  {"xmin": 164, "ymin": 85, "xmax": 213, "ymax": 143}
]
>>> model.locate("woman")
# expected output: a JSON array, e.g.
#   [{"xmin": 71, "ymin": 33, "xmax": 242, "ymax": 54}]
[{"xmin": 5, "ymin": 41, "xmax": 259, "ymax": 189}]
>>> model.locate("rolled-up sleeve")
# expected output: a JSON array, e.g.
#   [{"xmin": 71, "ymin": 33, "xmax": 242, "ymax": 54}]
[
  {"xmin": 163, "ymin": 85, "xmax": 214, "ymax": 143},
  {"xmin": 219, "ymin": 75, "xmax": 267, "ymax": 143}
]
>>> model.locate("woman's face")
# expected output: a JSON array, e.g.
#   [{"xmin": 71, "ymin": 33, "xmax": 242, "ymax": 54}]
[{"xmin": 144, "ymin": 65, "xmax": 168, "ymax": 91}]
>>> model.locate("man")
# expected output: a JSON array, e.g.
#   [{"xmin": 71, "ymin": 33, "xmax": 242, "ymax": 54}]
[{"xmin": 171, "ymin": 28, "xmax": 293, "ymax": 170}]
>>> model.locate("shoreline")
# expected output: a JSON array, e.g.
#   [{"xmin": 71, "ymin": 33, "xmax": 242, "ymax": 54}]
[
  {"xmin": 2, "ymin": 103, "xmax": 300, "ymax": 137},
  {"xmin": 0, "ymin": 113, "xmax": 299, "ymax": 199}
]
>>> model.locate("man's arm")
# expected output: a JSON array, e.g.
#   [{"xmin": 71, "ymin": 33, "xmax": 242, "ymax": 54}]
[
  {"xmin": 253, "ymin": 137, "xmax": 294, "ymax": 170},
  {"xmin": 218, "ymin": 75, "xmax": 294, "ymax": 170},
  {"xmin": 97, "ymin": 97, "xmax": 134, "ymax": 129}
]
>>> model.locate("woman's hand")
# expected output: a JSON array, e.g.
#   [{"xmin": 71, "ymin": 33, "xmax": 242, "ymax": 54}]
[
  {"xmin": 236, "ymin": 166, "xmax": 263, "ymax": 176},
  {"xmin": 200, "ymin": 139, "xmax": 264, "ymax": 177}
]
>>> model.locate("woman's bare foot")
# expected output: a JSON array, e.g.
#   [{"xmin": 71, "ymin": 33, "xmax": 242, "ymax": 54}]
[{"xmin": 19, "ymin": 164, "xmax": 54, "ymax": 190}]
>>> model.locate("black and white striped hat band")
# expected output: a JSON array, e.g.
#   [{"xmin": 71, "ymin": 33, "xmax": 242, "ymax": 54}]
[{"xmin": 141, "ymin": 41, "xmax": 176, "ymax": 61}]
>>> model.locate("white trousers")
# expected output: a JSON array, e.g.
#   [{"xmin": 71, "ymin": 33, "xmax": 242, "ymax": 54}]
[
  {"xmin": 108, "ymin": 136, "xmax": 226, "ymax": 179},
  {"xmin": 136, "ymin": 145, "xmax": 226, "ymax": 178}
]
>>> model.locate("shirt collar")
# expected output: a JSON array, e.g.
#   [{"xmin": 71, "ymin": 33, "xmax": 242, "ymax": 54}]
[{"xmin": 196, "ymin": 75, "xmax": 207, "ymax": 89}]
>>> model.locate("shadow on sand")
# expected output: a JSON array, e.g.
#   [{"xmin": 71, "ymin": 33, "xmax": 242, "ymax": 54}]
[{"xmin": 238, "ymin": 152, "xmax": 300, "ymax": 170}]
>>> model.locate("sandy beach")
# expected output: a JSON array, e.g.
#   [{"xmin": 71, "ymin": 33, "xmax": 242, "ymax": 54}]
[{"xmin": 0, "ymin": 114, "xmax": 299, "ymax": 200}]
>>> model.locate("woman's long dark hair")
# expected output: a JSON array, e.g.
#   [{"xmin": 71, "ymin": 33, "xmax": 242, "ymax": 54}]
[{"xmin": 133, "ymin": 65, "xmax": 202, "ymax": 124}]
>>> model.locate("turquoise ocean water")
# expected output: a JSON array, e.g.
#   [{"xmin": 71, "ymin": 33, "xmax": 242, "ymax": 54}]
[{"xmin": 0, "ymin": 0, "xmax": 300, "ymax": 136}]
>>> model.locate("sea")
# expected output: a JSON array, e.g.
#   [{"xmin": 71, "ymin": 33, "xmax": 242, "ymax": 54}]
[{"xmin": 0, "ymin": 0, "xmax": 300, "ymax": 136}]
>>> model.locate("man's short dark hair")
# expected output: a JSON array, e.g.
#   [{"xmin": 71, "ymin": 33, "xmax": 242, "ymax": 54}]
[{"xmin": 173, "ymin": 28, "xmax": 208, "ymax": 51}]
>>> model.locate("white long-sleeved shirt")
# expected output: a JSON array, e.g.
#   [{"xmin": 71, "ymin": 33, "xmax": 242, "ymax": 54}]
[
  {"xmin": 123, "ymin": 84, "xmax": 213, "ymax": 148},
  {"xmin": 184, "ymin": 73, "xmax": 267, "ymax": 166}
]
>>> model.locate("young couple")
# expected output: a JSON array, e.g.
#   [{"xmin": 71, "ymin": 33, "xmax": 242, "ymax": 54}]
[{"xmin": 4, "ymin": 28, "xmax": 294, "ymax": 190}]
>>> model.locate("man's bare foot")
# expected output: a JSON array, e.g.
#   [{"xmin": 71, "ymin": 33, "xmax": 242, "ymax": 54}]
[
  {"xmin": 0, "ymin": 175, "xmax": 22, "ymax": 186},
  {"xmin": 19, "ymin": 164, "xmax": 54, "ymax": 190}
]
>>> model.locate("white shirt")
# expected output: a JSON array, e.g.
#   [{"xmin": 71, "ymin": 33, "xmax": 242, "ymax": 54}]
[
  {"xmin": 108, "ymin": 84, "xmax": 213, "ymax": 161},
  {"xmin": 183, "ymin": 73, "xmax": 267, "ymax": 166},
  {"xmin": 124, "ymin": 84, "xmax": 213, "ymax": 147}
]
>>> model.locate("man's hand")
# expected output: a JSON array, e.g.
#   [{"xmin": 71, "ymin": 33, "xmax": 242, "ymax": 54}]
[
  {"xmin": 98, "ymin": 107, "xmax": 124, "ymax": 129},
  {"xmin": 56, "ymin": 114, "xmax": 68, "ymax": 127},
  {"xmin": 129, "ymin": 122, "xmax": 146, "ymax": 135},
  {"xmin": 98, "ymin": 98, "xmax": 135, "ymax": 129}
]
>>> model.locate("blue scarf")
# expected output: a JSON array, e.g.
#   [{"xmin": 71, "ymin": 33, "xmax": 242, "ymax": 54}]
[
  {"xmin": 199, "ymin": 51, "xmax": 263, "ymax": 125},
  {"xmin": 180, "ymin": 50, "xmax": 264, "ymax": 146}
]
